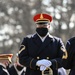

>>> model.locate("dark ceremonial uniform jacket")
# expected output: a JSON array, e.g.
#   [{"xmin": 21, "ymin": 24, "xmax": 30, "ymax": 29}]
[
  {"xmin": 0, "ymin": 64, "xmax": 10, "ymax": 75},
  {"xmin": 8, "ymin": 64, "xmax": 26, "ymax": 75},
  {"xmin": 18, "ymin": 33, "xmax": 66, "ymax": 75},
  {"xmin": 63, "ymin": 37, "xmax": 75, "ymax": 75}
]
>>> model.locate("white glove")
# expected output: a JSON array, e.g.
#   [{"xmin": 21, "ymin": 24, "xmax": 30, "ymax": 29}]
[
  {"xmin": 40, "ymin": 65, "xmax": 46, "ymax": 71},
  {"xmin": 36, "ymin": 59, "xmax": 52, "ymax": 68}
]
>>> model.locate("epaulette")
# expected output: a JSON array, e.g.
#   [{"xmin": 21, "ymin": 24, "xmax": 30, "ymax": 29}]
[
  {"xmin": 68, "ymin": 37, "xmax": 75, "ymax": 44},
  {"xmin": 26, "ymin": 34, "xmax": 35, "ymax": 38},
  {"xmin": 53, "ymin": 36, "xmax": 61, "ymax": 41},
  {"xmin": 48, "ymin": 34, "xmax": 53, "ymax": 38}
]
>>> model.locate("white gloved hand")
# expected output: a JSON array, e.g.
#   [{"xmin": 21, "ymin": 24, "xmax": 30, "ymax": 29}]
[
  {"xmin": 36, "ymin": 59, "xmax": 52, "ymax": 68},
  {"xmin": 40, "ymin": 65, "xmax": 46, "ymax": 71}
]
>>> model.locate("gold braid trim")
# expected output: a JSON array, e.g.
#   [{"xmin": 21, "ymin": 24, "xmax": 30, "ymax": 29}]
[
  {"xmin": 61, "ymin": 47, "xmax": 68, "ymax": 59},
  {"xmin": 30, "ymin": 59, "xmax": 34, "ymax": 69},
  {"xmin": 18, "ymin": 45, "xmax": 25, "ymax": 54}
]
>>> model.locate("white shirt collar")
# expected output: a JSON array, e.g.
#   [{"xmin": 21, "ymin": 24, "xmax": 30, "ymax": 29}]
[{"xmin": 37, "ymin": 32, "xmax": 49, "ymax": 42}]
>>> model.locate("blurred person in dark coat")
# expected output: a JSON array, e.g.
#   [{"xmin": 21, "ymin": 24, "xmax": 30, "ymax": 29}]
[
  {"xmin": 0, "ymin": 53, "xmax": 26, "ymax": 75},
  {"xmin": 8, "ymin": 53, "xmax": 26, "ymax": 75},
  {"xmin": 63, "ymin": 37, "xmax": 75, "ymax": 75},
  {"xmin": 18, "ymin": 13, "xmax": 67, "ymax": 75},
  {"xmin": 0, "ymin": 54, "xmax": 13, "ymax": 75}
]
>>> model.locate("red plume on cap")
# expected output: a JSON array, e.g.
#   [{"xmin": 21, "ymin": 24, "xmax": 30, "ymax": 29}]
[{"xmin": 33, "ymin": 13, "xmax": 52, "ymax": 24}]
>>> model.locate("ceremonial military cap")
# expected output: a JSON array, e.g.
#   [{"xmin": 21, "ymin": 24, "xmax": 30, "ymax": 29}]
[
  {"xmin": 33, "ymin": 13, "xmax": 52, "ymax": 24},
  {"xmin": 0, "ymin": 54, "xmax": 13, "ymax": 62}
]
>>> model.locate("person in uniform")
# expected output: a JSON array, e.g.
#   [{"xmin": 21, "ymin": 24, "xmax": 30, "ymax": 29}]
[
  {"xmin": 18, "ymin": 13, "xmax": 67, "ymax": 75},
  {"xmin": 0, "ymin": 54, "xmax": 13, "ymax": 75},
  {"xmin": 8, "ymin": 53, "xmax": 26, "ymax": 75},
  {"xmin": 63, "ymin": 37, "xmax": 75, "ymax": 75}
]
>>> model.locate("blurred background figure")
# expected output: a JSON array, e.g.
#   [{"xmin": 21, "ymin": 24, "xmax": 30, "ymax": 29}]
[
  {"xmin": 62, "ymin": 37, "xmax": 75, "ymax": 75},
  {"xmin": 0, "ymin": 54, "xmax": 13, "ymax": 75},
  {"xmin": 8, "ymin": 53, "xmax": 26, "ymax": 75},
  {"xmin": 58, "ymin": 67, "xmax": 67, "ymax": 75}
]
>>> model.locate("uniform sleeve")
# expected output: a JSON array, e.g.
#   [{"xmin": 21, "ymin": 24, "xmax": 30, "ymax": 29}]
[
  {"xmin": 18, "ymin": 37, "xmax": 37, "ymax": 69},
  {"xmin": 51, "ymin": 38, "xmax": 67, "ymax": 70},
  {"xmin": 0, "ymin": 64, "xmax": 10, "ymax": 75},
  {"xmin": 62, "ymin": 41, "xmax": 73, "ymax": 69}
]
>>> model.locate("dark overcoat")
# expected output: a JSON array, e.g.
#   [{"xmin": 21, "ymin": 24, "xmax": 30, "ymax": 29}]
[
  {"xmin": 0, "ymin": 65, "xmax": 9, "ymax": 75},
  {"xmin": 63, "ymin": 37, "xmax": 75, "ymax": 75},
  {"xmin": 18, "ymin": 33, "xmax": 66, "ymax": 75}
]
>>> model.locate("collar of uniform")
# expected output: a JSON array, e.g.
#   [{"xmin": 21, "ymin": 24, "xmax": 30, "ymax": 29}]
[
  {"xmin": 47, "ymin": 33, "xmax": 53, "ymax": 38},
  {"xmin": 36, "ymin": 32, "xmax": 53, "ymax": 42},
  {"xmin": 36, "ymin": 32, "xmax": 53, "ymax": 38},
  {"xmin": 14, "ymin": 63, "xmax": 24, "ymax": 75}
]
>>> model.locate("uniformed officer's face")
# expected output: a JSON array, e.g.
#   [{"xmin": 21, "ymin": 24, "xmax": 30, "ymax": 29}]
[{"xmin": 36, "ymin": 24, "xmax": 50, "ymax": 37}]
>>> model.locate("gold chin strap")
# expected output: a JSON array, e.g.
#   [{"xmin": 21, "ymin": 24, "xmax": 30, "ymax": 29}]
[{"xmin": 42, "ymin": 67, "xmax": 53, "ymax": 75}]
